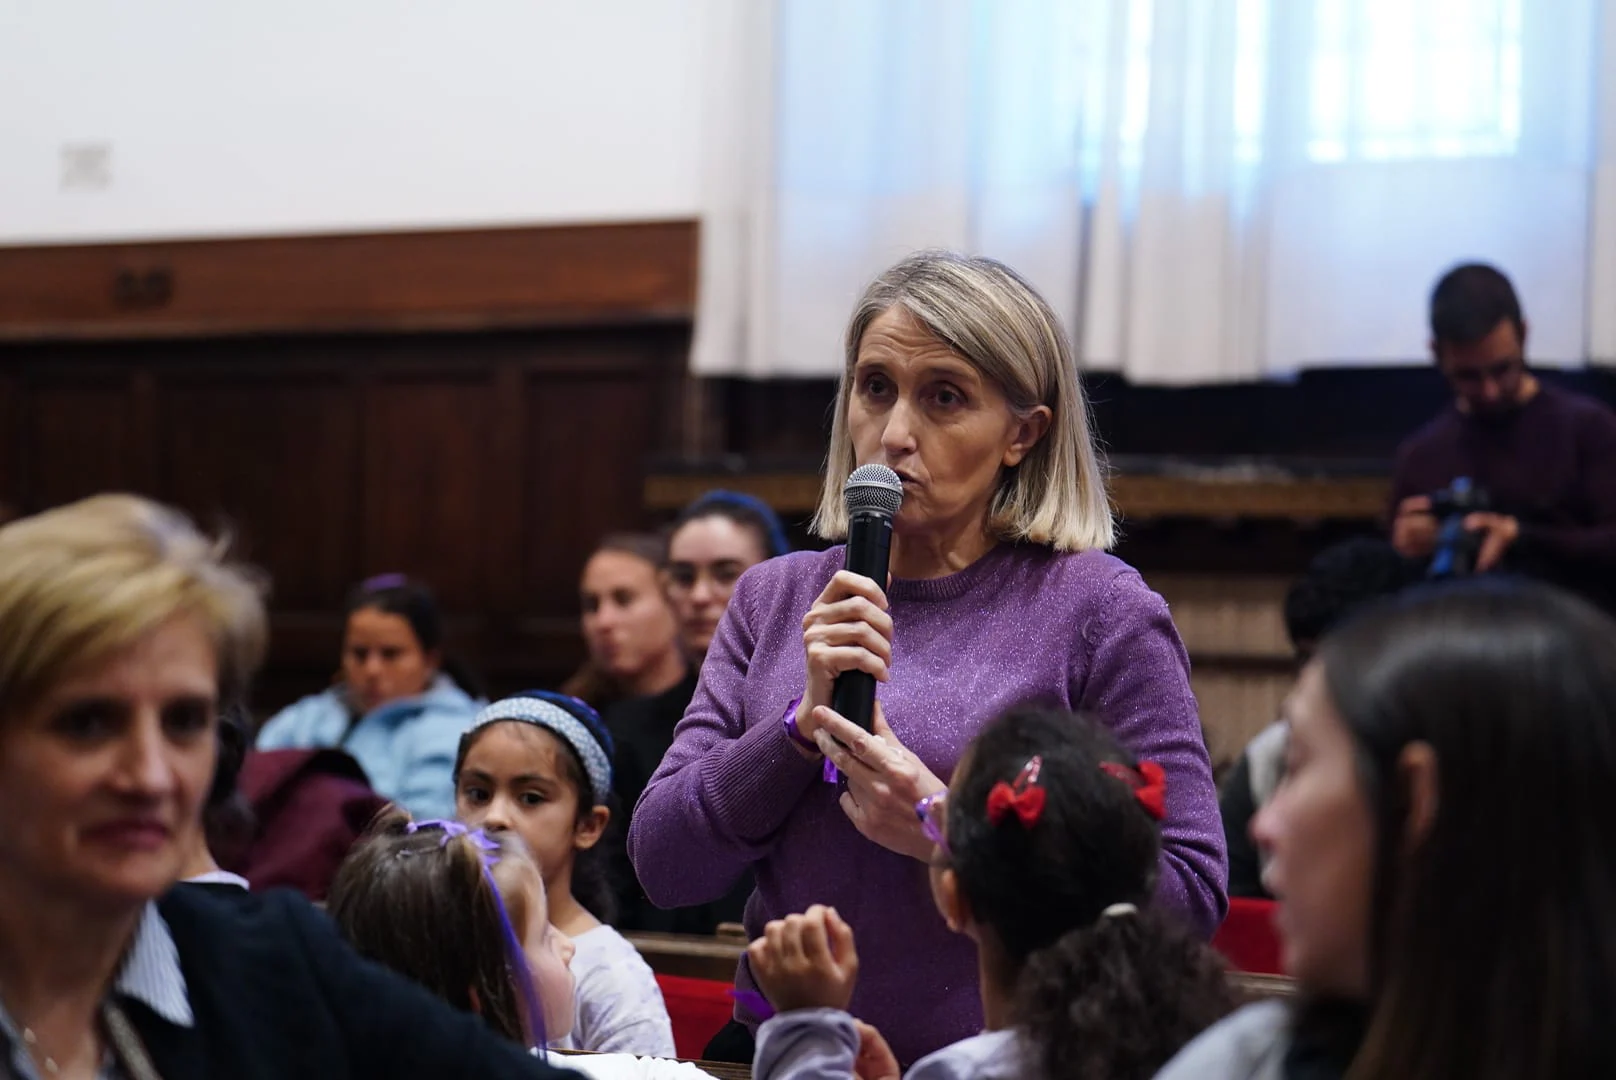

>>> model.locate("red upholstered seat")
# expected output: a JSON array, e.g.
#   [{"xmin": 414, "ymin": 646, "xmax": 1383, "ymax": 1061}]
[
  {"xmin": 650, "ymin": 907, "xmax": 1285, "ymax": 1057},
  {"xmin": 655, "ymin": 973, "xmax": 737, "ymax": 1061},
  {"xmin": 1212, "ymin": 896, "xmax": 1284, "ymax": 975}
]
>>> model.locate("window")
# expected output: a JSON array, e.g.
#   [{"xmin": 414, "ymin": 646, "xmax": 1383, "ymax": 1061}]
[
  {"xmin": 1071, "ymin": 0, "xmax": 1527, "ymax": 177},
  {"xmin": 1308, "ymin": 0, "xmax": 1522, "ymax": 162}
]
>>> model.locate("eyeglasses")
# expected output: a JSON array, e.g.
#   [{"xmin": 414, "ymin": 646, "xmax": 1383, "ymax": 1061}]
[
  {"xmin": 1447, "ymin": 356, "xmax": 1523, "ymax": 386},
  {"xmin": 915, "ymin": 791, "xmax": 949, "ymax": 854}
]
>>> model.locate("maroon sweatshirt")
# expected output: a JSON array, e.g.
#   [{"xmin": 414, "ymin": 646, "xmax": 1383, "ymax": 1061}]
[{"xmin": 1389, "ymin": 382, "xmax": 1616, "ymax": 609}]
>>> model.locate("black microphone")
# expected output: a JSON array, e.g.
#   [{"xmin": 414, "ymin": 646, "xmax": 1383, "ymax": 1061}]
[{"xmin": 830, "ymin": 464, "xmax": 904, "ymax": 731}]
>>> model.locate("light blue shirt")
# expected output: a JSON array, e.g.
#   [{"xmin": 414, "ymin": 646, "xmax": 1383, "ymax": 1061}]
[
  {"xmin": 755, "ymin": 1008, "xmax": 1027, "ymax": 1080},
  {"xmin": 256, "ymin": 674, "xmax": 482, "ymax": 820},
  {"xmin": 0, "ymin": 904, "xmax": 192, "ymax": 1080}
]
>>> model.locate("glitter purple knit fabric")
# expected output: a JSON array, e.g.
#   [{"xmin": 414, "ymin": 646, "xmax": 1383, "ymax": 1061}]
[{"xmin": 628, "ymin": 542, "xmax": 1227, "ymax": 1067}]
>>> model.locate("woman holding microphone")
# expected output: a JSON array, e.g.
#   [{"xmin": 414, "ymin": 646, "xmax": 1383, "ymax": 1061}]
[{"xmin": 629, "ymin": 251, "xmax": 1225, "ymax": 1066}]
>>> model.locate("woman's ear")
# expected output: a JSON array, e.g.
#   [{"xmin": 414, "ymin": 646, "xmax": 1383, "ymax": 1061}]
[
  {"xmin": 1002, "ymin": 405, "xmax": 1053, "ymax": 468},
  {"xmin": 467, "ymin": 985, "xmax": 483, "ymax": 1017},
  {"xmin": 1397, "ymin": 741, "xmax": 1440, "ymax": 854},
  {"xmin": 573, "ymin": 804, "xmax": 611, "ymax": 852}
]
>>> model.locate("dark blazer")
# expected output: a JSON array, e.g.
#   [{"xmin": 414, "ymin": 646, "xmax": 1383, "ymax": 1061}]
[{"xmin": 131, "ymin": 884, "xmax": 578, "ymax": 1079}]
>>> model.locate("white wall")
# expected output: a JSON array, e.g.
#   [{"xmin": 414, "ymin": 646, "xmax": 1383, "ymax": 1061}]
[{"xmin": 0, "ymin": 1, "xmax": 708, "ymax": 244}]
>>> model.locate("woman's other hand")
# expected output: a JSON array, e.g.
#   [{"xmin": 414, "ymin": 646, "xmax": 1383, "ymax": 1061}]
[
  {"xmin": 797, "ymin": 571, "xmax": 893, "ymax": 744},
  {"xmin": 815, "ymin": 703, "xmax": 945, "ymax": 861},
  {"xmin": 748, "ymin": 905, "xmax": 861, "ymax": 1013}
]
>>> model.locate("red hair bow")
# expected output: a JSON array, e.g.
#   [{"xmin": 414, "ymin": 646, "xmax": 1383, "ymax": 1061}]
[
  {"xmin": 986, "ymin": 755, "xmax": 1045, "ymax": 828},
  {"xmin": 1100, "ymin": 760, "xmax": 1168, "ymax": 821}
]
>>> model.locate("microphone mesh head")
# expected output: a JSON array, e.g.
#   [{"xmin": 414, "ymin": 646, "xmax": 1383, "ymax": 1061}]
[{"xmin": 844, "ymin": 464, "xmax": 904, "ymax": 517}]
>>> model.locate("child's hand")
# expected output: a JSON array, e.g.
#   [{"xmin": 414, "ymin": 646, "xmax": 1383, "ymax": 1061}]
[
  {"xmin": 853, "ymin": 1020, "xmax": 900, "ymax": 1080},
  {"xmin": 747, "ymin": 904, "xmax": 860, "ymax": 1013}
]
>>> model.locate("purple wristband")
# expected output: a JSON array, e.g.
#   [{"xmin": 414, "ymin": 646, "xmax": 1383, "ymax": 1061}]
[
  {"xmin": 782, "ymin": 695, "xmax": 817, "ymax": 751},
  {"xmin": 728, "ymin": 987, "xmax": 776, "ymax": 1022},
  {"xmin": 783, "ymin": 695, "xmax": 842, "ymax": 784}
]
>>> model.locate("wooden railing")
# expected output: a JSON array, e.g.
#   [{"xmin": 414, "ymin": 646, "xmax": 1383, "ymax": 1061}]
[
  {"xmin": 626, "ymin": 930, "xmax": 1296, "ymax": 1000},
  {"xmin": 646, "ymin": 466, "xmax": 1389, "ymax": 524}
]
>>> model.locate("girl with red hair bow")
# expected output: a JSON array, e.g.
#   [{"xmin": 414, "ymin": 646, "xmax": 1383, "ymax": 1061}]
[{"xmin": 743, "ymin": 706, "xmax": 1232, "ymax": 1080}]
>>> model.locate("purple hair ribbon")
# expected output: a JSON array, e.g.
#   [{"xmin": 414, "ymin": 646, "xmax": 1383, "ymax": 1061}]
[
  {"xmin": 404, "ymin": 818, "xmax": 547, "ymax": 1046},
  {"xmin": 361, "ymin": 572, "xmax": 409, "ymax": 591},
  {"xmin": 728, "ymin": 987, "xmax": 775, "ymax": 1022}
]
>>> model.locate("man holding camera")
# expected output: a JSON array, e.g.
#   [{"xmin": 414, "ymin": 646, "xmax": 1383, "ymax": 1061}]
[{"xmin": 1390, "ymin": 262, "xmax": 1616, "ymax": 610}]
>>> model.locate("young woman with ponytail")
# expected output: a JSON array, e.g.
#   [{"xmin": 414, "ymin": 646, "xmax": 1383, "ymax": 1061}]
[{"xmin": 744, "ymin": 706, "xmax": 1234, "ymax": 1079}]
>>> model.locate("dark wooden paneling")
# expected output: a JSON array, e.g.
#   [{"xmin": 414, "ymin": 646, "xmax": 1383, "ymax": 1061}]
[
  {"xmin": 364, "ymin": 373, "xmax": 493, "ymax": 607},
  {"xmin": 0, "ymin": 222, "xmax": 697, "ymax": 341},
  {"xmin": 698, "ymin": 367, "xmax": 1616, "ymax": 465},
  {"xmin": 0, "ymin": 223, "xmax": 697, "ymax": 710},
  {"xmin": 157, "ymin": 371, "xmax": 360, "ymax": 610},
  {"xmin": 27, "ymin": 377, "xmax": 137, "ymax": 508},
  {"xmin": 524, "ymin": 367, "xmax": 660, "ymax": 606}
]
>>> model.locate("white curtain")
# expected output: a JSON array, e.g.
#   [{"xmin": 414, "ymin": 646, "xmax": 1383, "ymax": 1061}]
[
  {"xmin": 693, "ymin": 0, "xmax": 1613, "ymax": 383},
  {"xmin": 1591, "ymin": 0, "xmax": 1616, "ymax": 364}
]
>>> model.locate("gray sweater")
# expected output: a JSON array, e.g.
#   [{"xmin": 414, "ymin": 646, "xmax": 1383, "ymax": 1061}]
[
  {"xmin": 755, "ymin": 1009, "xmax": 1028, "ymax": 1080},
  {"xmin": 1153, "ymin": 1001, "xmax": 1290, "ymax": 1080}
]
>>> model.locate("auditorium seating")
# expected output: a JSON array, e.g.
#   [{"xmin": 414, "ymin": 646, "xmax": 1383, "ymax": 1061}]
[
  {"xmin": 1211, "ymin": 897, "xmax": 1285, "ymax": 976},
  {"xmin": 655, "ymin": 973, "xmax": 737, "ymax": 1061},
  {"xmin": 630, "ymin": 923, "xmax": 1294, "ymax": 1064}
]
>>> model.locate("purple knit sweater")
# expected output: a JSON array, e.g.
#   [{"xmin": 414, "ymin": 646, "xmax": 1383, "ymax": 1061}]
[{"xmin": 628, "ymin": 542, "xmax": 1227, "ymax": 1066}]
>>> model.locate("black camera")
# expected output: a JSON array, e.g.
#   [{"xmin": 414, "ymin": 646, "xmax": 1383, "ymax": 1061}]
[{"xmin": 1428, "ymin": 477, "xmax": 1490, "ymax": 579}]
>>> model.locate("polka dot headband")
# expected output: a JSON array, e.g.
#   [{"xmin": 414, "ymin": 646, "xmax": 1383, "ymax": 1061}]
[{"xmin": 468, "ymin": 692, "xmax": 614, "ymax": 804}]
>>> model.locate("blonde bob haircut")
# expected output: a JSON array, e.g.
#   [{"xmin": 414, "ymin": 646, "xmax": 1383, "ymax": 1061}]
[
  {"xmin": 812, "ymin": 250, "xmax": 1114, "ymax": 552},
  {"xmin": 0, "ymin": 494, "xmax": 268, "ymax": 716}
]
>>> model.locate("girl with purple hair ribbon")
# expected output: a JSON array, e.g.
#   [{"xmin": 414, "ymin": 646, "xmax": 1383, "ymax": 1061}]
[{"xmin": 328, "ymin": 814, "xmax": 716, "ymax": 1079}]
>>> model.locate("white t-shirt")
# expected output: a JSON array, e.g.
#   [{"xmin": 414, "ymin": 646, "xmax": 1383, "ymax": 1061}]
[
  {"xmin": 552, "ymin": 925, "xmax": 677, "ymax": 1058},
  {"xmin": 544, "ymin": 1049, "xmax": 718, "ymax": 1080},
  {"xmin": 184, "ymin": 869, "xmax": 251, "ymax": 889}
]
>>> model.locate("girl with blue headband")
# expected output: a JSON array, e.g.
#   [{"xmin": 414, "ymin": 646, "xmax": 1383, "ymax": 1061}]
[{"xmin": 456, "ymin": 693, "xmax": 676, "ymax": 1059}]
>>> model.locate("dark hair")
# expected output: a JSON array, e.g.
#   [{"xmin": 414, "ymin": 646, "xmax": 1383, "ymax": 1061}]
[
  {"xmin": 344, "ymin": 574, "xmax": 484, "ymax": 699},
  {"xmin": 453, "ymin": 692, "xmax": 618, "ymax": 926},
  {"xmin": 589, "ymin": 533, "xmax": 668, "ymax": 572},
  {"xmin": 1315, "ymin": 579, "xmax": 1616, "ymax": 1078},
  {"xmin": 1429, "ymin": 262, "xmax": 1524, "ymax": 350},
  {"xmin": 328, "ymin": 810, "xmax": 543, "ymax": 1047},
  {"xmin": 1283, "ymin": 538, "xmax": 1416, "ymax": 655},
  {"xmin": 346, "ymin": 574, "xmax": 442, "ymax": 651},
  {"xmin": 947, "ymin": 708, "xmax": 1234, "ymax": 1080},
  {"xmin": 202, "ymin": 701, "xmax": 255, "ymax": 868},
  {"xmin": 208, "ymin": 701, "xmax": 249, "ymax": 808},
  {"xmin": 671, "ymin": 490, "xmax": 791, "ymax": 560},
  {"xmin": 560, "ymin": 534, "xmax": 677, "ymax": 708}
]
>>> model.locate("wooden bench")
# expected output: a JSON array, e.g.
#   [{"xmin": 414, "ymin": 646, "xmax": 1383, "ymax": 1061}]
[
  {"xmin": 626, "ymin": 930, "xmax": 1297, "ymax": 999},
  {"xmin": 622, "ymin": 931, "xmax": 1291, "ymax": 1080}
]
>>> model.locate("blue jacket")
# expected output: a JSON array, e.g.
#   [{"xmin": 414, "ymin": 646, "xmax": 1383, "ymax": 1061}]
[{"xmin": 256, "ymin": 675, "xmax": 481, "ymax": 820}]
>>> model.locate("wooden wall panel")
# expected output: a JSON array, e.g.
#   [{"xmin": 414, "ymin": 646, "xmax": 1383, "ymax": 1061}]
[
  {"xmin": 0, "ymin": 222, "xmax": 697, "ymax": 341},
  {"xmin": 0, "ymin": 222, "xmax": 697, "ymax": 711},
  {"xmin": 524, "ymin": 372, "xmax": 660, "ymax": 602},
  {"xmin": 27, "ymin": 378, "xmax": 137, "ymax": 508},
  {"xmin": 363, "ymin": 374, "xmax": 494, "ymax": 608},
  {"xmin": 156, "ymin": 372, "xmax": 360, "ymax": 610}
]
